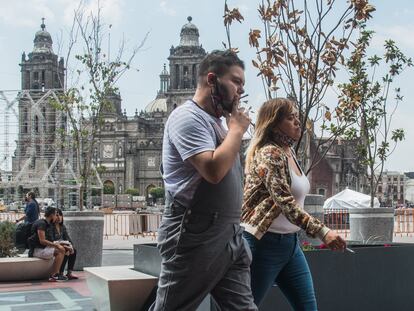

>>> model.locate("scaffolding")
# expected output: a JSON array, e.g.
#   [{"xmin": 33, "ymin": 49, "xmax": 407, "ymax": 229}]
[{"xmin": 0, "ymin": 89, "xmax": 102, "ymax": 209}]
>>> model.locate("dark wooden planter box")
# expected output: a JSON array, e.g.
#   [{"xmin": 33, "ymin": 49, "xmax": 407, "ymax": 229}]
[{"xmin": 134, "ymin": 243, "xmax": 414, "ymax": 311}]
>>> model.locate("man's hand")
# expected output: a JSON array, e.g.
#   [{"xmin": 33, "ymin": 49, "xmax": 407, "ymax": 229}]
[
  {"xmin": 54, "ymin": 243, "xmax": 66, "ymax": 253},
  {"xmin": 322, "ymin": 230, "xmax": 346, "ymax": 251},
  {"xmin": 224, "ymin": 98, "xmax": 250, "ymax": 135}
]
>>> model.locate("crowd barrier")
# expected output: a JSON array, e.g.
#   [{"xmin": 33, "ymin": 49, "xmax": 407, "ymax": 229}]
[
  {"xmin": 394, "ymin": 208, "xmax": 414, "ymax": 237},
  {"xmin": 2, "ymin": 208, "xmax": 414, "ymax": 238},
  {"xmin": 103, "ymin": 213, "xmax": 162, "ymax": 239}
]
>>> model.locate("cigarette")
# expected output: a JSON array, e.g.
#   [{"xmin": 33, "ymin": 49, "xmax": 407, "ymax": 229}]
[
  {"xmin": 240, "ymin": 94, "xmax": 249, "ymax": 99},
  {"xmin": 345, "ymin": 247, "xmax": 355, "ymax": 254}
]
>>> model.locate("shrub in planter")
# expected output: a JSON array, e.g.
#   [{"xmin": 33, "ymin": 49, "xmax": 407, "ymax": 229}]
[{"xmin": 0, "ymin": 221, "xmax": 18, "ymax": 257}]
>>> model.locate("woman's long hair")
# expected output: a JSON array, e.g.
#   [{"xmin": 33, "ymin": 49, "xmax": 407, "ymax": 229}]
[
  {"xmin": 245, "ymin": 98, "xmax": 295, "ymax": 172},
  {"xmin": 56, "ymin": 208, "xmax": 64, "ymax": 225}
]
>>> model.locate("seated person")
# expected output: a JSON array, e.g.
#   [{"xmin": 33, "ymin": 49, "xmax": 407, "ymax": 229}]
[
  {"xmin": 52, "ymin": 208, "xmax": 78, "ymax": 280},
  {"xmin": 28, "ymin": 206, "xmax": 68, "ymax": 282}
]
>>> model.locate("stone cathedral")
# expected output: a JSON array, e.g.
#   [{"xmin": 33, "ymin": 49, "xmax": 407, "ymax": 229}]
[{"xmin": 12, "ymin": 17, "xmax": 206, "ymax": 201}]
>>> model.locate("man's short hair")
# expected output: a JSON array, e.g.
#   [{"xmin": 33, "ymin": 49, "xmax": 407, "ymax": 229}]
[
  {"xmin": 44, "ymin": 206, "xmax": 57, "ymax": 218},
  {"xmin": 197, "ymin": 50, "xmax": 244, "ymax": 80}
]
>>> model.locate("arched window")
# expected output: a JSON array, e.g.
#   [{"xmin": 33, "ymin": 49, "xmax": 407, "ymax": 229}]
[
  {"xmin": 23, "ymin": 108, "xmax": 28, "ymax": 133},
  {"xmin": 318, "ymin": 188, "xmax": 326, "ymax": 197},
  {"xmin": 34, "ymin": 115, "xmax": 39, "ymax": 133},
  {"xmin": 42, "ymin": 107, "xmax": 47, "ymax": 132}
]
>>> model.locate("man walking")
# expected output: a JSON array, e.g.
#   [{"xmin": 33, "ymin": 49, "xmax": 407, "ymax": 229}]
[
  {"xmin": 16, "ymin": 191, "xmax": 39, "ymax": 224},
  {"xmin": 150, "ymin": 50, "xmax": 257, "ymax": 310}
]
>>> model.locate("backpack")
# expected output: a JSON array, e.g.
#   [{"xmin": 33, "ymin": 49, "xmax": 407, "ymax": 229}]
[{"xmin": 15, "ymin": 222, "xmax": 33, "ymax": 250}]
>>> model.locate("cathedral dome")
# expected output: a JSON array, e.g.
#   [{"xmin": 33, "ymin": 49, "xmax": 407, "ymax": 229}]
[
  {"xmin": 145, "ymin": 98, "xmax": 167, "ymax": 113},
  {"xmin": 33, "ymin": 18, "xmax": 53, "ymax": 53},
  {"xmin": 179, "ymin": 16, "xmax": 199, "ymax": 47}
]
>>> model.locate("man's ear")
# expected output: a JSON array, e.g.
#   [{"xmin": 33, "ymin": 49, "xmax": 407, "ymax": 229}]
[{"xmin": 207, "ymin": 73, "xmax": 217, "ymax": 86}]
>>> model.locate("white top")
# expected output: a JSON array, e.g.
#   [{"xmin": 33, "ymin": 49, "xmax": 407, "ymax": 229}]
[{"xmin": 267, "ymin": 156, "xmax": 310, "ymax": 234}]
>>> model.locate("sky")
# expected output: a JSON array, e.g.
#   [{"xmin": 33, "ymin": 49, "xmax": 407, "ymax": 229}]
[{"xmin": 0, "ymin": 0, "xmax": 413, "ymax": 172}]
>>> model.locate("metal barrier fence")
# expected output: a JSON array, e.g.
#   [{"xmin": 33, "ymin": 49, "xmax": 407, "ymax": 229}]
[
  {"xmin": 3, "ymin": 209, "xmax": 414, "ymax": 238},
  {"xmin": 394, "ymin": 208, "xmax": 414, "ymax": 237},
  {"xmin": 0, "ymin": 212, "xmax": 24, "ymax": 222},
  {"xmin": 324, "ymin": 209, "xmax": 350, "ymax": 236},
  {"xmin": 103, "ymin": 213, "xmax": 162, "ymax": 239},
  {"xmin": 323, "ymin": 208, "xmax": 414, "ymax": 237}
]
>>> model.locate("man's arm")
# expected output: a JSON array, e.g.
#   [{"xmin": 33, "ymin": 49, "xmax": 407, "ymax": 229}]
[
  {"xmin": 16, "ymin": 215, "xmax": 26, "ymax": 223},
  {"xmin": 187, "ymin": 103, "xmax": 250, "ymax": 184},
  {"xmin": 187, "ymin": 129, "xmax": 244, "ymax": 184},
  {"xmin": 38, "ymin": 229, "xmax": 62, "ymax": 249}
]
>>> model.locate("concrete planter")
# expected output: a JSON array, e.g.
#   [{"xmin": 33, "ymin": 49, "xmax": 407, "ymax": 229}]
[
  {"xmin": 0, "ymin": 257, "xmax": 53, "ymax": 281},
  {"xmin": 63, "ymin": 211, "xmax": 104, "ymax": 270},
  {"xmin": 349, "ymin": 207, "xmax": 394, "ymax": 243},
  {"xmin": 260, "ymin": 243, "xmax": 414, "ymax": 311}
]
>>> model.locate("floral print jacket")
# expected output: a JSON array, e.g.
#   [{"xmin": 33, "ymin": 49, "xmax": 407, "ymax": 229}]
[{"xmin": 242, "ymin": 143, "xmax": 329, "ymax": 240}]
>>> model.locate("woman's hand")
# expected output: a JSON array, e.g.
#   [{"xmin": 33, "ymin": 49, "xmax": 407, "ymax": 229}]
[{"xmin": 322, "ymin": 230, "xmax": 346, "ymax": 251}]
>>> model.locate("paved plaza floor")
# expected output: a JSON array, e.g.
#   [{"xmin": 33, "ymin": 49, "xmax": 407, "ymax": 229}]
[
  {"xmin": 1, "ymin": 235, "xmax": 414, "ymax": 310},
  {"xmin": 0, "ymin": 236, "xmax": 152, "ymax": 311}
]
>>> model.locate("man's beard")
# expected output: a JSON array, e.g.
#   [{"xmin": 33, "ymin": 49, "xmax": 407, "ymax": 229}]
[{"xmin": 213, "ymin": 81, "xmax": 233, "ymax": 113}]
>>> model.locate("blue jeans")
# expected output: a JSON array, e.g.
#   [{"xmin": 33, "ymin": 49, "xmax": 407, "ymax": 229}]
[{"xmin": 243, "ymin": 231, "xmax": 317, "ymax": 310}]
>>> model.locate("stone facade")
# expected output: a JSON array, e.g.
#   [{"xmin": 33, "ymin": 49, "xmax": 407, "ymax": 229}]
[
  {"xmin": 308, "ymin": 137, "xmax": 367, "ymax": 199},
  {"xmin": 94, "ymin": 16, "xmax": 206, "ymax": 199},
  {"xmin": 11, "ymin": 17, "xmax": 206, "ymax": 203},
  {"xmin": 12, "ymin": 20, "xmax": 65, "ymax": 198},
  {"xmin": 376, "ymin": 170, "xmax": 406, "ymax": 206}
]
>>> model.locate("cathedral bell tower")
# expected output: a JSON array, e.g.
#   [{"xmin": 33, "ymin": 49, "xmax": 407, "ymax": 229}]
[
  {"xmin": 20, "ymin": 18, "xmax": 65, "ymax": 91},
  {"xmin": 13, "ymin": 19, "xmax": 66, "ymax": 197},
  {"xmin": 166, "ymin": 16, "xmax": 206, "ymax": 114}
]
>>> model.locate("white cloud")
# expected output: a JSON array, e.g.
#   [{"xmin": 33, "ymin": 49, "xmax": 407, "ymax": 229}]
[
  {"xmin": 0, "ymin": 0, "xmax": 55, "ymax": 28},
  {"xmin": 0, "ymin": 0, "xmax": 123, "ymax": 29},
  {"xmin": 59, "ymin": 0, "xmax": 124, "ymax": 27},
  {"xmin": 392, "ymin": 8, "xmax": 414, "ymax": 19},
  {"xmin": 159, "ymin": 1, "xmax": 176, "ymax": 16},
  {"xmin": 371, "ymin": 24, "xmax": 414, "ymax": 52}
]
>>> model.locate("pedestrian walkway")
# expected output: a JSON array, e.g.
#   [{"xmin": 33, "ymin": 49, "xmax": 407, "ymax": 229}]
[
  {"xmin": 3, "ymin": 234, "xmax": 412, "ymax": 311},
  {"xmin": 0, "ymin": 236, "xmax": 154, "ymax": 311},
  {"xmin": 0, "ymin": 272, "xmax": 94, "ymax": 310}
]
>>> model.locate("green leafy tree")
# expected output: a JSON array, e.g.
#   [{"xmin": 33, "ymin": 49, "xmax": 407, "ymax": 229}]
[
  {"xmin": 103, "ymin": 182, "xmax": 115, "ymax": 195},
  {"xmin": 149, "ymin": 187, "xmax": 165, "ymax": 199},
  {"xmin": 339, "ymin": 28, "xmax": 412, "ymax": 207},
  {"xmin": 125, "ymin": 188, "xmax": 140, "ymax": 196}
]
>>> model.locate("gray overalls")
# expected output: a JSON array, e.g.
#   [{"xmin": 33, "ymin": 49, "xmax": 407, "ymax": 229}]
[{"xmin": 150, "ymin": 156, "xmax": 257, "ymax": 310}]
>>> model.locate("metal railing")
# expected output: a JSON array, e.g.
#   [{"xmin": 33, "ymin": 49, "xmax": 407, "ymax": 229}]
[
  {"xmin": 103, "ymin": 213, "xmax": 162, "ymax": 239},
  {"xmin": 3, "ymin": 209, "xmax": 414, "ymax": 238},
  {"xmin": 324, "ymin": 209, "xmax": 350, "ymax": 236},
  {"xmin": 0, "ymin": 212, "xmax": 24, "ymax": 222},
  {"xmin": 394, "ymin": 208, "xmax": 414, "ymax": 236}
]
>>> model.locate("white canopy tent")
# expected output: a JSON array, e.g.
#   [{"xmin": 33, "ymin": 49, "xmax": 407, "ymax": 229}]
[{"xmin": 323, "ymin": 188, "xmax": 380, "ymax": 209}]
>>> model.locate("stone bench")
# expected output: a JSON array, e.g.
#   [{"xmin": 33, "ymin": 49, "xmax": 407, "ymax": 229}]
[
  {"xmin": 0, "ymin": 257, "xmax": 54, "ymax": 281},
  {"xmin": 85, "ymin": 265, "xmax": 158, "ymax": 311}
]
